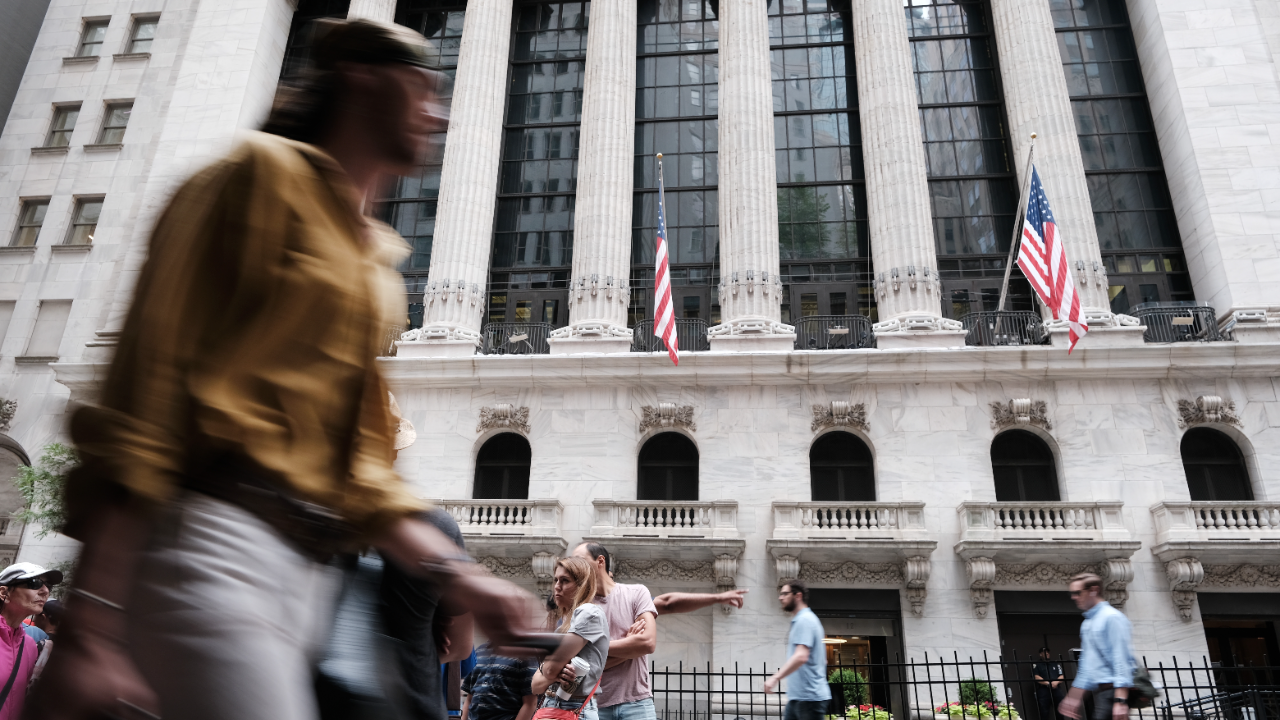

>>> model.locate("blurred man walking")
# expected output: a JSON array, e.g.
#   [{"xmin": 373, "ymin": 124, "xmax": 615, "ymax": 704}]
[
  {"xmin": 1059, "ymin": 573, "xmax": 1132, "ymax": 720},
  {"xmin": 764, "ymin": 581, "xmax": 831, "ymax": 720}
]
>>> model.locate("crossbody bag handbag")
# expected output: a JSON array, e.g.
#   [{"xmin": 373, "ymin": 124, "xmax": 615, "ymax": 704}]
[{"xmin": 533, "ymin": 675, "xmax": 602, "ymax": 720}]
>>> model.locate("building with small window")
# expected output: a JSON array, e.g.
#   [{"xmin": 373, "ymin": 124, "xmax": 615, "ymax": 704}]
[{"xmin": 0, "ymin": 0, "xmax": 1278, "ymax": 693}]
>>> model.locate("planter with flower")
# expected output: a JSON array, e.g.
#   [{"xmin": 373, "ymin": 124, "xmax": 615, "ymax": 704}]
[{"xmin": 846, "ymin": 704, "xmax": 892, "ymax": 720}]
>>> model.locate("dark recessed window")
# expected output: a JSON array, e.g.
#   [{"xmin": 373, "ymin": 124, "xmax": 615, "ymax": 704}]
[
  {"xmin": 991, "ymin": 430, "xmax": 1060, "ymax": 502},
  {"xmin": 638, "ymin": 432, "xmax": 698, "ymax": 501},
  {"xmin": 1181, "ymin": 427, "xmax": 1252, "ymax": 501},
  {"xmin": 810, "ymin": 431, "xmax": 874, "ymax": 501},
  {"xmin": 473, "ymin": 433, "xmax": 532, "ymax": 499}
]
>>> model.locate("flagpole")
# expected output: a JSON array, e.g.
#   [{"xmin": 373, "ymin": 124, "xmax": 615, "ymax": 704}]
[{"xmin": 996, "ymin": 133, "xmax": 1038, "ymax": 313}]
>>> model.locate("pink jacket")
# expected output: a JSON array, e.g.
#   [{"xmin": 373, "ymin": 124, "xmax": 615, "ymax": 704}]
[{"xmin": 0, "ymin": 618, "xmax": 37, "ymax": 720}]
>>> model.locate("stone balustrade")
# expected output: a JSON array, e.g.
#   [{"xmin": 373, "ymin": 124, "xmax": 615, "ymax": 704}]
[
  {"xmin": 433, "ymin": 499, "xmax": 563, "ymax": 537},
  {"xmin": 771, "ymin": 501, "xmax": 927, "ymax": 539},
  {"xmin": 590, "ymin": 500, "xmax": 739, "ymax": 539},
  {"xmin": 957, "ymin": 501, "xmax": 1132, "ymax": 543},
  {"xmin": 1152, "ymin": 502, "xmax": 1280, "ymax": 543}
]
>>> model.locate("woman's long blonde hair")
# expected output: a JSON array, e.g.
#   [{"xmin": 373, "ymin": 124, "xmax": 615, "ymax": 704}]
[{"xmin": 553, "ymin": 556, "xmax": 600, "ymax": 633}]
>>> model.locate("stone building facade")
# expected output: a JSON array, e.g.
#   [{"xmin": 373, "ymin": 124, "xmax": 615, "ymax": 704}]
[{"xmin": 0, "ymin": 0, "xmax": 1278, "ymax": 694}]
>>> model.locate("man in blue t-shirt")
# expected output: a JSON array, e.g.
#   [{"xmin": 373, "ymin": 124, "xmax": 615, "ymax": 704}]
[{"xmin": 764, "ymin": 580, "xmax": 831, "ymax": 720}]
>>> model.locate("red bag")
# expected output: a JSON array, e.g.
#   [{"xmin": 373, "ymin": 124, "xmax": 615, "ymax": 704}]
[{"xmin": 532, "ymin": 675, "xmax": 602, "ymax": 720}]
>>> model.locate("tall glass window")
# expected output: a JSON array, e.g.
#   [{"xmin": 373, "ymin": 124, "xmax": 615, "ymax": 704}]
[
  {"xmin": 770, "ymin": 0, "xmax": 873, "ymax": 323},
  {"xmin": 1050, "ymin": 0, "xmax": 1192, "ymax": 314},
  {"xmin": 906, "ymin": 0, "xmax": 1030, "ymax": 319},
  {"xmin": 629, "ymin": 0, "xmax": 720, "ymax": 326},
  {"xmin": 485, "ymin": 1, "xmax": 588, "ymax": 327},
  {"xmin": 279, "ymin": 0, "xmax": 351, "ymax": 81}
]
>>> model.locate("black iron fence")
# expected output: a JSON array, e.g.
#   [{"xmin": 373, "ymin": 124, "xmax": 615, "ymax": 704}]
[
  {"xmin": 480, "ymin": 322, "xmax": 554, "ymax": 355},
  {"xmin": 1130, "ymin": 305, "xmax": 1226, "ymax": 343},
  {"xmin": 794, "ymin": 315, "xmax": 876, "ymax": 350},
  {"xmin": 960, "ymin": 311, "xmax": 1050, "ymax": 347},
  {"xmin": 649, "ymin": 656, "xmax": 1279, "ymax": 720},
  {"xmin": 632, "ymin": 319, "xmax": 711, "ymax": 353}
]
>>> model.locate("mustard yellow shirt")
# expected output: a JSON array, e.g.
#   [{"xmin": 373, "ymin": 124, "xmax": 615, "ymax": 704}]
[{"xmin": 67, "ymin": 132, "xmax": 424, "ymax": 537}]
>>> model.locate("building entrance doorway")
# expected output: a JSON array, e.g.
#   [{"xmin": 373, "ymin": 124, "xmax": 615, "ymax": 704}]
[
  {"xmin": 810, "ymin": 589, "xmax": 905, "ymax": 717},
  {"xmin": 995, "ymin": 592, "xmax": 1085, "ymax": 720}
]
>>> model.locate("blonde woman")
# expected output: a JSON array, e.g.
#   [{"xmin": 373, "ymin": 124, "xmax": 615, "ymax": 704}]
[{"xmin": 531, "ymin": 558, "xmax": 609, "ymax": 720}]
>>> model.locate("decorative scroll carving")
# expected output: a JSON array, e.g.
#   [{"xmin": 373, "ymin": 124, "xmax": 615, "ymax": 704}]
[
  {"xmin": 714, "ymin": 554, "xmax": 740, "ymax": 615},
  {"xmin": 1100, "ymin": 558, "xmax": 1135, "ymax": 610},
  {"xmin": 799, "ymin": 561, "xmax": 903, "ymax": 585},
  {"xmin": 0, "ymin": 400, "xmax": 15, "ymax": 432},
  {"xmin": 811, "ymin": 401, "xmax": 868, "ymax": 432},
  {"xmin": 477, "ymin": 404, "xmax": 530, "ymax": 434},
  {"xmin": 775, "ymin": 555, "xmax": 800, "ymax": 585},
  {"xmin": 1165, "ymin": 557, "xmax": 1205, "ymax": 621},
  {"xmin": 990, "ymin": 399, "xmax": 1052, "ymax": 431},
  {"xmin": 1177, "ymin": 396, "xmax": 1241, "ymax": 428},
  {"xmin": 614, "ymin": 558, "xmax": 713, "ymax": 582},
  {"xmin": 1200, "ymin": 564, "xmax": 1280, "ymax": 588},
  {"xmin": 639, "ymin": 403, "xmax": 696, "ymax": 433},
  {"xmin": 903, "ymin": 556, "xmax": 931, "ymax": 618},
  {"xmin": 480, "ymin": 556, "xmax": 533, "ymax": 579},
  {"xmin": 532, "ymin": 552, "xmax": 557, "ymax": 595},
  {"xmin": 966, "ymin": 557, "xmax": 997, "ymax": 618},
  {"xmin": 993, "ymin": 563, "xmax": 1096, "ymax": 587}
]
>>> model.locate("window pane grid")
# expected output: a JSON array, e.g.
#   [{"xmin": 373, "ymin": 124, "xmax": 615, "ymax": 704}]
[
  {"xmin": 78, "ymin": 21, "xmax": 108, "ymax": 57},
  {"xmin": 46, "ymin": 106, "xmax": 80, "ymax": 148},
  {"xmin": 639, "ymin": 0, "xmax": 718, "ymax": 54},
  {"xmin": 67, "ymin": 199, "xmax": 103, "ymax": 245},
  {"xmin": 279, "ymin": 0, "xmax": 351, "ymax": 80},
  {"xmin": 11, "ymin": 201, "xmax": 48, "ymax": 248},
  {"xmin": 128, "ymin": 18, "xmax": 158, "ymax": 54},
  {"xmin": 98, "ymin": 103, "xmax": 132, "ymax": 144}
]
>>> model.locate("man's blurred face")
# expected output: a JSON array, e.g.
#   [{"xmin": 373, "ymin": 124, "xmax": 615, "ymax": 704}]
[{"xmin": 359, "ymin": 63, "xmax": 450, "ymax": 174}]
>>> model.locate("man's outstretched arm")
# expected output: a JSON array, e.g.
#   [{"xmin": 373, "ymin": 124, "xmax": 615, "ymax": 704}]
[{"xmin": 653, "ymin": 589, "xmax": 748, "ymax": 615}]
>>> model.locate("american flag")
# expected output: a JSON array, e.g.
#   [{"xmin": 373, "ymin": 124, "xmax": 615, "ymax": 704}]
[
  {"xmin": 1016, "ymin": 165, "xmax": 1088, "ymax": 352},
  {"xmin": 653, "ymin": 155, "xmax": 678, "ymax": 365}
]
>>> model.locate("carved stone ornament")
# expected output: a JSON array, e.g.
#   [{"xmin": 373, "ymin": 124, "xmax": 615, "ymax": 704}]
[
  {"xmin": 775, "ymin": 555, "xmax": 801, "ymax": 585},
  {"xmin": 532, "ymin": 552, "xmax": 558, "ymax": 594},
  {"xmin": 903, "ymin": 556, "xmax": 931, "ymax": 618},
  {"xmin": 1200, "ymin": 564, "xmax": 1280, "ymax": 588},
  {"xmin": 480, "ymin": 556, "xmax": 533, "ymax": 579},
  {"xmin": 714, "ymin": 554, "xmax": 740, "ymax": 615},
  {"xmin": 0, "ymin": 399, "xmax": 14, "ymax": 432},
  {"xmin": 990, "ymin": 399, "xmax": 1052, "ymax": 431},
  {"xmin": 477, "ymin": 404, "xmax": 530, "ymax": 434},
  {"xmin": 965, "ymin": 557, "xmax": 997, "ymax": 619},
  {"xmin": 1100, "ymin": 558, "xmax": 1135, "ymax": 609},
  {"xmin": 799, "ymin": 561, "xmax": 904, "ymax": 585},
  {"xmin": 989, "ymin": 561, "xmax": 1132, "ymax": 609},
  {"xmin": 811, "ymin": 401, "xmax": 869, "ymax": 433},
  {"xmin": 1177, "ymin": 396, "xmax": 1242, "ymax": 428},
  {"xmin": 639, "ymin": 403, "xmax": 696, "ymax": 433},
  {"xmin": 1165, "ymin": 557, "xmax": 1205, "ymax": 621},
  {"xmin": 614, "ymin": 558, "xmax": 713, "ymax": 583}
]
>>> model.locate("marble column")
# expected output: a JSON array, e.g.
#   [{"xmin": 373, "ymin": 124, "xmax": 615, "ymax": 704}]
[
  {"xmin": 398, "ymin": 0, "xmax": 512, "ymax": 357},
  {"xmin": 852, "ymin": 0, "xmax": 964, "ymax": 347},
  {"xmin": 548, "ymin": 0, "xmax": 636, "ymax": 354},
  {"xmin": 989, "ymin": 0, "xmax": 1115, "ymax": 322},
  {"xmin": 708, "ymin": 0, "xmax": 794, "ymax": 352},
  {"xmin": 347, "ymin": 0, "xmax": 397, "ymax": 23}
]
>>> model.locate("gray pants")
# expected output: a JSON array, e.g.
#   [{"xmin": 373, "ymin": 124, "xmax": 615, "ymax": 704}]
[
  {"xmin": 1092, "ymin": 689, "xmax": 1116, "ymax": 720},
  {"xmin": 130, "ymin": 493, "xmax": 341, "ymax": 720}
]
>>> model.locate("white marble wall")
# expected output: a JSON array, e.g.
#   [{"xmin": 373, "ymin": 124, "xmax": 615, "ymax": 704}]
[{"xmin": 392, "ymin": 359, "xmax": 1280, "ymax": 669}]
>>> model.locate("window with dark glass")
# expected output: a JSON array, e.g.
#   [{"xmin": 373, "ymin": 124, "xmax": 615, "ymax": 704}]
[
  {"xmin": 11, "ymin": 201, "xmax": 48, "ymax": 248},
  {"xmin": 77, "ymin": 20, "xmax": 109, "ymax": 58},
  {"xmin": 629, "ymin": 0, "xmax": 720, "ymax": 327},
  {"xmin": 906, "ymin": 0, "xmax": 1031, "ymax": 319},
  {"xmin": 1050, "ymin": 0, "xmax": 1191, "ymax": 314},
  {"xmin": 1181, "ymin": 428, "xmax": 1252, "ymax": 502},
  {"xmin": 127, "ymin": 16, "xmax": 159, "ymax": 54},
  {"xmin": 97, "ymin": 103, "xmax": 132, "ymax": 144},
  {"xmin": 485, "ymin": 1, "xmax": 588, "ymax": 327},
  {"xmin": 279, "ymin": 0, "xmax": 352, "ymax": 81},
  {"xmin": 810, "ymin": 432, "xmax": 874, "ymax": 501},
  {"xmin": 638, "ymin": 432, "xmax": 698, "ymax": 500},
  {"xmin": 991, "ymin": 430, "xmax": 1060, "ymax": 501},
  {"xmin": 66, "ymin": 198, "xmax": 103, "ymax": 245},
  {"xmin": 474, "ymin": 433, "xmax": 533, "ymax": 499},
  {"xmin": 770, "ymin": 0, "xmax": 874, "ymax": 324},
  {"xmin": 45, "ymin": 106, "xmax": 80, "ymax": 148}
]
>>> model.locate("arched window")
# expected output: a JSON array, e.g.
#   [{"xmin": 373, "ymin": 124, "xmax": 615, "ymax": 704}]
[
  {"xmin": 991, "ymin": 430, "xmax": 1060, "ymax": 502},
  {"xmin": 1181, "ymin": 427, "xmax": 1252, "ymax": 501},
  {"xmin": 637, "ymin": 433, "xmax": 698, "ymax": 501},
  {"xmin": 810, "ymin": 432, "xmax": 875, "ymax": 501},
  {"xmin": 473, "ymin": 433, "xmax": 532, "ymax": 499}
]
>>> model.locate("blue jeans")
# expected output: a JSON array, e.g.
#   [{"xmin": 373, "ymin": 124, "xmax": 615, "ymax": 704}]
[
  {"xmin": 785, "ymin": 699, "xmax": 830, "ymax": 720},
  {"xmin": 599, "ymin": 698, "xmax": 657, "ymax": 720}
]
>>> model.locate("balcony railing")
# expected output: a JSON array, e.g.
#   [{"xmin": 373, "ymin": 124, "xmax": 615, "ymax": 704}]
[
  {"xmin": 590, "ymin": 500, "xmax": 739, "ymax": 539},
  {"xmin": 793, "ymin": 315, "xmax": 875, "ymax": 350},
  {"xmin": 481, "ymin": 322, "xmax": 554, "ymax": 355},
  {"xmin": 772, "ymin": 502, "xmax": 927, "ymax": 539},
  {"xmin": 1130, "ymin": 303, "xmax": 1226, "ymax": 343},
  {"xmin": 958, "ymin": 501, "xmax": 1132, "ymax": 542},
  {"xmin": 1153, "ymin": 502, "xmax": 1280, "ymax": 544},
  {"xmin": 631, "ymin": 319, "xmax": 710, "ymax": 353},
  {"xmin": 960, "ymin": 311, "xmax": 1049, "ymax": 347},
  {"xmin": 433, "ymin": 499, "xmax": 563, "ymax": 537}
]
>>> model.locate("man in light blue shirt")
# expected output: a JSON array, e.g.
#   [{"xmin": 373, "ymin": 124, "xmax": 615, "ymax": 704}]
[
  {"xmin": 1060, "ymin": 573, "xmax": 1132, "ymax": 720},
  {"xmin": 764, "ymin": 580, "xmax": 831, "ymax": 720}
]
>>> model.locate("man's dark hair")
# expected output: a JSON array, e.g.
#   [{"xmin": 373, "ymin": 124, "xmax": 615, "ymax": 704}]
[
  {"xmin": 583, "ymin": 542, "xmax": 611, "ymax": 573},
  {"xmin": 1039, "ymin": 647, "xmax": 1051, "ymax": 654},
  {"xmin": 1070, "ymin": 572, "xmax": 1103, "ymax": 593},
  {"xmin": 41, "ymin": 598, "xmax": 63, "ymax": 625},
  {"xmin": 784, "ymin": 580, "xmax": 808, "ymax": 603}
]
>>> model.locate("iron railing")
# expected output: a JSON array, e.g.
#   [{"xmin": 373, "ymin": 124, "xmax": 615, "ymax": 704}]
[
  {"xmin": 480, "ymin": 322, "xmax": 554, "ymax": 355},
  {"xmin": 960, "ymin": 311, "xmax": 1049, "ymax": 347},
  {"xmin": 794, "ymin": 315, "xmax": 876, "ymax": 350},
  {"xmin": 632, "ymin": 319, "xmax": 711, "ymax": 353},
  {"xmin": 649, "ymin": 655, "xmax": 1280, "ymax": 720},
  {"xmin": 1131, "ymin": 304, "xmax": 1226, "ymax": 343}
]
